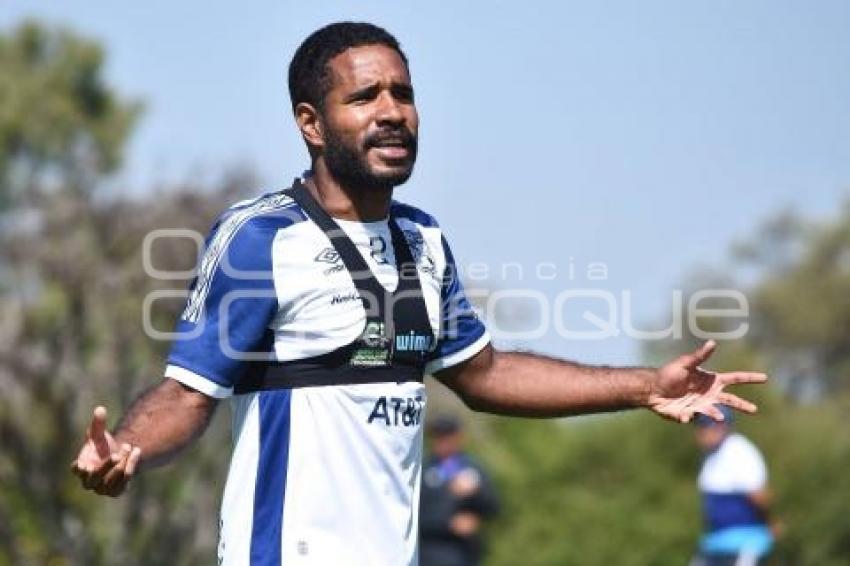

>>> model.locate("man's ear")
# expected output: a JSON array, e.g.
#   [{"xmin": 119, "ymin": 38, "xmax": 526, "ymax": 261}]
[{"xmin": 295, "ymin": 102, "xmax": 324, "ymax": 150}]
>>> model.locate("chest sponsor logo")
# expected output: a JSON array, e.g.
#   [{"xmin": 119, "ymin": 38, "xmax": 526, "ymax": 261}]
[{"xmin": 367, "ymin": 395, "xmax": 424, "ymax": 427}]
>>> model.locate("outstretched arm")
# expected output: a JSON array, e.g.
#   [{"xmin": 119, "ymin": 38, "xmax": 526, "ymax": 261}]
[
  {"xmin": 71, "ymin": 378, "xmax": 217, "ymax": 496},
  {"xmin": 436, "ymin": 340, "xmax": 766, "ymax": 422}
]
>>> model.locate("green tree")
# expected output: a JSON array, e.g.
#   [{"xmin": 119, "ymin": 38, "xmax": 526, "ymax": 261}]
[
  {"xmin": 0, "ymin": 20, "xmax": 255, "ymax": 565},
  {"xmin": 737, "ymin": 201, "xmax": 850, "ymax": 398},
  {"xmin": 0, "ymin": 19, "xmax": 140, "ymax": 207},
  {"xmin": 0, "ymin": 180, "xmax": 251, "ymax": 565}
]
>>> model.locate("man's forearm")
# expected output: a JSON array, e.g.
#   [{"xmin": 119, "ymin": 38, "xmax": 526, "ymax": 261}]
[
  {"xmin": 114, "ymin": 378, "xmax": 218, "ymax": 469},
  {"xmin": 440, "ymin": 347, "xmax": 655, "ymax": 418}
]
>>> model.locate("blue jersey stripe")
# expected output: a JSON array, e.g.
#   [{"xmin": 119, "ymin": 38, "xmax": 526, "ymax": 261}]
[
  {"xmin": 390, "ymin": 201, "xmax": 439, "ymax": 228},
  {"xmin": 702, "ymin": 491, "xmax": 765, "ymax": 532},
  {"xmin": 250, "ymin": 390, "xmax": 292, "ymax": 565},
  {"xmin": 424, "ymin": 234, "xmax": 488, "ymax": 366}
]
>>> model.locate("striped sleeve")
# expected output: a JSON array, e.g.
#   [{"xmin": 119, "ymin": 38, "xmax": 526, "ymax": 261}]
[
  {"xmin": 165, "ymin": 196, "xmax": 301, "ymax": 397},
  {"xmin": 424, "ymin": 235, "xmax": 490, "ymax": 375}
]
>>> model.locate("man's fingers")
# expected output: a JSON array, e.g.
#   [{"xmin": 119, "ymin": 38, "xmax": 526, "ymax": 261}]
[
  {"xmin": 102, "ymin": 444, "xmax": 132, "ymax": 489},
  {"xmin": 692, "ymin": 340, "xmax": 716, "ymax": 367},
  {"xmin": 677, "ymin": 340, "xmax": 717, "ymax": 370},
  {"xmin": 125, "ymin": 446, "xmax": 142, "ymax": 477},
  {"xmin": 717, "ymin": 392, "xmax": 758, "ymax": 414},
  {"xmin": 70, "ymin": 457, "xmax": 96, "ymax": 481},
  {"xmin": 99, "ymin": 446, "xmax": 140, "ymax": 497},
  {"xmin": 718, "ymin": 371, "xmax": 768, "ymax": 386},
  {"xmin": 81, "ymin": 457, "xmax": 116, "ymax": 490},
  {"xmin": 70, "ymin": 458, "xmax": 98, "ymax": 479},
  {"xmin": 88, "ymin": 406, "xmax": 108, "ymax": 440},
  {"xmin": 87, "ymin": 406, "xmax": 113, "ymax": 459},
  {"xmin": 79, "ymin": 443, "xmax": 120, "ymax": 489}
]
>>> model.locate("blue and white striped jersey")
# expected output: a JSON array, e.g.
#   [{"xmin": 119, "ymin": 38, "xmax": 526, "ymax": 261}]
[{"xmin": 164, "ymin": 188, "xmax": 489, "ymax": 565}]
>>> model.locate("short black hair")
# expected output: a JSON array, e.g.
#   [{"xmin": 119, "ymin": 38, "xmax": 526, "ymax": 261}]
[
  {"xmin": 288, "ymin": 22, "xmax": 409, "ymax": 112},
  {"xmin": 428, "ymin": 415, "xmax": 462, "ymax": 437}
]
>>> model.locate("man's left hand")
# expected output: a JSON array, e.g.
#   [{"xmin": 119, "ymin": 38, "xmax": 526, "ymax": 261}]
[{"xmin": 647, "ymin": 340, "xmax": 768, "ymax": 423}]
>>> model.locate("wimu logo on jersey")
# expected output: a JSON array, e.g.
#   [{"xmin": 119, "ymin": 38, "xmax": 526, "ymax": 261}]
[{"xmin": 395, "ymin": 330, "xmax": 433, "ymax": 353}]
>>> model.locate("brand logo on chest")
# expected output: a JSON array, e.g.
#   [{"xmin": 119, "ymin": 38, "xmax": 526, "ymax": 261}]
[
  {"xmin": 314, "ymin": 248, "xmax": 340, "ymax": 264},
  {"xmin": 395, "ymin": 331, "xmax": 434, "ymax": 352}
]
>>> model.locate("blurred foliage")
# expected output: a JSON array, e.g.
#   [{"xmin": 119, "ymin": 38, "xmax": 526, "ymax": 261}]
[
  {"xmin": 477, "ymin": 413, "xmax": 701, "ymax": 565},
  {"xmin": 739, "ymin": 202, "xmax": 850, "ymax": 398},
  {"xmin": 2, "ymin": 17, "xmax": 849, "ymax": 566},
  {"xmin": 0, "ymin": 174, "xmax": 254, "ymax": 566},
  {"xmin": 0, "ymin": 20, "xmax": 252, "ymax": 566},
  {"xmin": 0, "ymin": 19, "xmax": 141, "ymax": 208},
  {"xmin": 459, "ymin": 377, "xmax": 850, "ymax": 565}
]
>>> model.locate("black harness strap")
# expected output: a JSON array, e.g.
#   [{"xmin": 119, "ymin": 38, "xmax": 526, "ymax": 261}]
[
  {"xmin": 234, "ymin": 180, "xmax": 434, "ymax": 393},
  {"xmin": 287, "ymin": 180, "xmax": 390, "ymax": 323}
]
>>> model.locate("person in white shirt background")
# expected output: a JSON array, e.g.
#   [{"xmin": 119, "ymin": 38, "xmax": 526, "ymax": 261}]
[{"xmin": 691, "ymin": 405, "xmax": 781, "ymax": 566}]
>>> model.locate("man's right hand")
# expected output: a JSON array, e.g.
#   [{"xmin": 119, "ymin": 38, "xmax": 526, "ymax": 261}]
[{"xmin": 71, "ymin": 406, "xmax": 141, "ymax": 497}]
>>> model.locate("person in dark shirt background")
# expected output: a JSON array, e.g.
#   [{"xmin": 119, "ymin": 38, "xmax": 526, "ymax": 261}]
[{"xmin": 420, "ymin": 416, "xmax": 500, "ymax": 566}]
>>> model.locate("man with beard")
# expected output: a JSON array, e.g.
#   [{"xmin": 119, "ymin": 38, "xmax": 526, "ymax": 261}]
[{"xmin": 72, "ymin": 22, "xmax": 768, "ymax": 565}]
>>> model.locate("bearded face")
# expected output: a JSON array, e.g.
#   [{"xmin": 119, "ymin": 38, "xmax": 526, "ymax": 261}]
[{"xmin": 316, "ymin": 45, "xmax": 419, "ymax": 192}]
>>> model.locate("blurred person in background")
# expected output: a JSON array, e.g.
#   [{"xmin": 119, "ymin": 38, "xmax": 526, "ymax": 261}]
[
  {"xmin": 420, "ymin": 416, "xmax": 499, "ymax": 566},
  {"xmin": 691, "ymin": 405, "xmax": 777, "ymax": 566}
]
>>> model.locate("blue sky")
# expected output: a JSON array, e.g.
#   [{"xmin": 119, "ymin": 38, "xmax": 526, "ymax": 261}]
[{"xmin": 4, "ymin": 1, "xmax": 849, "ymax": 364}]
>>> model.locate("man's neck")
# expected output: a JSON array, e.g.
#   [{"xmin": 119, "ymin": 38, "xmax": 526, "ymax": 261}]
[{"xmin": 305, "ymin": 165, "xmax": 393, "ymax": 222}]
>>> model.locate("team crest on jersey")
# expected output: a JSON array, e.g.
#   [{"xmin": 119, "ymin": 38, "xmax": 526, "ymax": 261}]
[
  {"xmin": 350, "ymin": 321, "xmax": 392, "ymax": 366},
  {"xmin": 403, "ymin": 229, "xmax": 438, "ymax": 279}
]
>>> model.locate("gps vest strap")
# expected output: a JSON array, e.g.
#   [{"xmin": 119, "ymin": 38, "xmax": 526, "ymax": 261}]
[{"xmin": 234, "ymin": 180, "xmax": 435, "ymax": 393}]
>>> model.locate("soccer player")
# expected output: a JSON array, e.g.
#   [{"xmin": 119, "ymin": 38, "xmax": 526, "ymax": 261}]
[
  {"xmin": 72, "ymin": 22, "xmax": 768, "ymax": 565},
  {"xmin": 691, "ymin": 407, "xmax": 776, "ymax": 566}
]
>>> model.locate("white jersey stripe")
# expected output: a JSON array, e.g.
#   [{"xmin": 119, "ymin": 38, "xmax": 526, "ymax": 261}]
[
  {"xmin": 219, "ymin": 393, "xmax": 260, "ymax": 565},
  {"xmin": 164, "ymin": 364, "xmax": 233, "ymax": 398}
]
